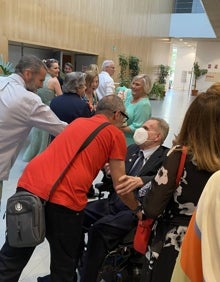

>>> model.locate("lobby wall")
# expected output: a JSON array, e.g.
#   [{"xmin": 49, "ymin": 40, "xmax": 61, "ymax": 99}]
[{"xmin": 0, "ymin": 0, "xmax": 173, "ymax": 81}]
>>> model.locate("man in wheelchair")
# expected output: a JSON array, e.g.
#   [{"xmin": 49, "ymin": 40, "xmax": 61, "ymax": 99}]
[{"xmin": 80, "ymin": 117, "xmax": 169, "ymax": 282}]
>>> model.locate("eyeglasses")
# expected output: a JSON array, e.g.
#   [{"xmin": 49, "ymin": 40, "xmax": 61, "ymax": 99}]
[{"xmin": 114, "ymin": 111, "xmax": 129, "ymax": 122}]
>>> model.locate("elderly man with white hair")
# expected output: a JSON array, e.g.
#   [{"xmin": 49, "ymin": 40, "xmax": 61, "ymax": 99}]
[{"xmin": 96, "ymin": 60, "xmax": 116, "ymax": 100}]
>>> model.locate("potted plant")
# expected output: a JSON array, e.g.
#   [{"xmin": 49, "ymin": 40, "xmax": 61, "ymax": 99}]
[
  {"xmin": 192, "ymin": 62, "xmax": 208, "ymax": 96},
  {"xmin": 149, "ymin": 82, "xmax": 165, "ymax": 100},
  {"xmin": 129, "ymin": 56, "xmax": 140, "ymax": 81},
  {"xmin": 118, "ymin": 54, "xmax": 141, "ymax": 88},
  {"xmin": 0, "ymin": 55, "xmax": 14, "ymax": 75},
  {"xmin": 118, "ymin": 55, "xmax": 130, "ymax": 88},
  {"xmin": 158, "ymin": 64, "xmax": 170, "ymax": 85}
]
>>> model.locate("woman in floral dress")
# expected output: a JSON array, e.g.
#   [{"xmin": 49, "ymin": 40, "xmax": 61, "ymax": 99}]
[
  {"xmin": 83, "ymin": 70, "xmax": 99, "ymax": 115},
  {"xmin": 139, "ymin": 91, "xmax": 220, "ymax": 281},
  {"xmin": 116, "ymin": 89, "xmax": 220, "ymax": 282}
]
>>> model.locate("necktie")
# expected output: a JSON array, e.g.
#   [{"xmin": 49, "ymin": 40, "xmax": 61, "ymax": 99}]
[{"xmin": 129, "ymin": 151, "xmax": 145, "ymax": 176}]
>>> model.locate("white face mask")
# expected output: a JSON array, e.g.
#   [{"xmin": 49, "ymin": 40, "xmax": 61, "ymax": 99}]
[{"xmin": 133, "ymin": 128, "xmax": 149, "ymax": 145}]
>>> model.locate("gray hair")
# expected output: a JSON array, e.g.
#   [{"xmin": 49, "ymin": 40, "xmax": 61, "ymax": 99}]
[
  {"xmin": 15, "ymin": 55, "xmax": 47, "ymax": 75},
  {"xmin": 132, "ymin": 74, "xmax": 152, "ymax": 95},
  {"xmin": 150, "ymin": 117, "xmax": 169, "ymax": 143},
  {"xmin": 96, "ymin": 95, "xmax": 125, "ymax": 115},
  {"xmin": 102, "ymin": 60, "xmax": 114, "ymax": 70},
  {"xmin": 62, "ymin": 72, "xmax": 85, "ymax": 93}
]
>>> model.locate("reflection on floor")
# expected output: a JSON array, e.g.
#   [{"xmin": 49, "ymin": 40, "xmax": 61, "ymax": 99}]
[{"xmin": 0, "ymin": 89, "xmax": 195, "ymax": 281}]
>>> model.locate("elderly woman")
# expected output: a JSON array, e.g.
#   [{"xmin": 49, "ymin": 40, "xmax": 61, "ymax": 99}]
[
  {"xmin": 50, "ymin": 72, "xmax": 91, "ymax": 125},
  {"xmin": 121, "ymin": 74, "xmax": 152, "ymax": 145}
]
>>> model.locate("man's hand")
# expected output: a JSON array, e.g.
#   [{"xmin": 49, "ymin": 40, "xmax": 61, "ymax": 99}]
[{"xmin": 115, "ymin": 175, "xmax": 144, "ymax": 195}]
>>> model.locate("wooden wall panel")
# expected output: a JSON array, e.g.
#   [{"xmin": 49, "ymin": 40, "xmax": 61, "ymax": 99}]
[{"xmin": 0, "ymin": 0, "xmax": 173, "ymax": 80}]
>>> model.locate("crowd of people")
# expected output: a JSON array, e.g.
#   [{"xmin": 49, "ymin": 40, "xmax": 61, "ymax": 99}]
[{"xmin": 0, "ymin": 54, "xmax": 219, "ymax": 282}]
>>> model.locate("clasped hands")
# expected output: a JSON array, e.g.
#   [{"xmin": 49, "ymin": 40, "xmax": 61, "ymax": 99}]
[
  {"xmin": 103, "ymin": 163, "xmax": 144, "ymax": 195},
  {"xmin": 115, "ymin": 175, "xmax": 144, "ymax": 195}
]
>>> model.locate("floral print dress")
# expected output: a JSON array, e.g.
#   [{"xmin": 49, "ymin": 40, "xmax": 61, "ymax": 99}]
[{"xmin": 141, "ymin": 146, "xmax": 212, "ymax": 282}]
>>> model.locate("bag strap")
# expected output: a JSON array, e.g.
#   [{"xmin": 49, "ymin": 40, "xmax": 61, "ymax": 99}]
[
  {"xmin": 47, "ymin": 122, "xmax": 110, "ymax": 200},
  {"xmin": 176, "ymin": 145, "xmax": 187, "ymax": 187}
]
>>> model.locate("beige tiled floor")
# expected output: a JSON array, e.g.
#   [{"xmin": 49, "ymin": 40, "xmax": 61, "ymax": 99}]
[{"xmin": 0, "ymin": 89, "xmax": 194, "ymax": 281}]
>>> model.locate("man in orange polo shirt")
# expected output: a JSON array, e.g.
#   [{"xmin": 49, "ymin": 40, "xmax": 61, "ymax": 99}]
[{"xmin": 0, "ymin": 95, "xmax": 138, "ymax": 282}]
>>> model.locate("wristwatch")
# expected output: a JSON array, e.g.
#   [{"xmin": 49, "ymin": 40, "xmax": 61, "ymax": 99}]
[{"xmin": 132, "ymin": 204, "xmax": 147, "ymax": 220}]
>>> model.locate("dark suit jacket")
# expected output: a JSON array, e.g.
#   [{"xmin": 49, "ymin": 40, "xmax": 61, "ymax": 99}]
[
  {"xmin": 126, "ymin": 144, "xmax": 169, "ymax": 184},
  {"xmin": 84, "ymin": 144, "xmax": 169, "ymax": 250},
  {"xmin": 100, "ymin": 144, "xmax": 169, "ymax": 211},
  {"xmin": 102, "ymin": 144, "xmax": 168, "ymax": 189}
]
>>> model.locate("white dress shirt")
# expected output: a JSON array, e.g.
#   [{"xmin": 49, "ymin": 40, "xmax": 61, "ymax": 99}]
[
  {"xmin": 96, "ymin": 71, "xmax": 115, "ymax": 100},
  {"xmin": 0, "ymin": 74, "xmax": 67, "ymax": 180}
]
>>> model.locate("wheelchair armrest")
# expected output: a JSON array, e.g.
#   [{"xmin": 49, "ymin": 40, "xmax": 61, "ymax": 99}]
[
  {"xmin": 95, "ymin": 182, "xmax": 105, "ymax": 190},
  {"xmin": 95, "ymin": 182, "xmax": 114, "ymax": 193}
]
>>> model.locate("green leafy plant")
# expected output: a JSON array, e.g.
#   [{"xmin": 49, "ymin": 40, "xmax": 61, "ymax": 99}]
[
  {"xmin": 118, "ymin": 55, "xmax": 141, "ymax": 88},
  {"xmin": 0, "ymin": 55, "xmax": 14, "ymax": 75},
  {"xmin": 149, "ymin": 82, "xmax": 165, "ymax": 100},
  {"xmin": 118, "ymin": 55, "xmax": 130, "ymax": 88},
  {"xmin": 193, "ymin": 62, "xmax": 208, "ymax": 90},
  {"xmin": 158, "ymin": 64, "xmax": 170, "ymax": 85},
  {"xmin": 129, "ymin": 56, "xmax": 140, "ymax": 81}
]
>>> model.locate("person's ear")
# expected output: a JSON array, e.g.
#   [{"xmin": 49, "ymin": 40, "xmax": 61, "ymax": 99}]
[
  {"xmin": 23, "ymin": 69, "xmax": 32, "ymax": 81},
  {"xmin": 113, "ymin": 111, "xmax": 121, "ymax": 121},
  {"xmin": 154, "ymin": 133, "xmax": 161, "ymax": 142}
]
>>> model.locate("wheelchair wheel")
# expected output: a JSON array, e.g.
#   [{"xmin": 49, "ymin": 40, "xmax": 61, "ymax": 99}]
[{"xmin": 96, "ymin": 247, "xmax": 131, "ymax": 282}]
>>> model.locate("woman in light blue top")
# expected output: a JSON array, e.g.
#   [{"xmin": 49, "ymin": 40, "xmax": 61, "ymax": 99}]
[{"xmin": 121, "ymin": 74, "xmax": 152, "ymax": 145}]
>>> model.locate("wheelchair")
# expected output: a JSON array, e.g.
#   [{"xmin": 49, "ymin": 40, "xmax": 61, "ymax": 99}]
[
  {"xmin": 85, "ymin": 181, "xmax": 144, "ymax": 282},
  {"xmin": 96, "ymin": 227, "xmax": 144, "ymax": 282},
  {"xmin": 94, "ymin": 180, "xmax": 114, "ymax": 199}
]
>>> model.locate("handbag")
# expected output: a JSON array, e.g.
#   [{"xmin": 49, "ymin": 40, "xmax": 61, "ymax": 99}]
[
  {"xmin": 5, "ymin": 122, "xmax": 110, "ymax": 248},
  {"xmin": 133, "ymin": 218, "xmax": 154, "ymax": 255},
  {"xmin": 6, "ymin": 191, "xmax": 45, "ymax": 248},
  {"xmin": 133, "ymin": 146, "xmax": 187, "ymax": 255}
]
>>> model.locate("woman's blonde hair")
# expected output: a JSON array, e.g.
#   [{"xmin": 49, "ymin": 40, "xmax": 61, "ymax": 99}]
[
  {"xmin": 206, "ymin": 82, "xmax": 220, "ymax": 95},
  {"xmin": 132, "ymin": 74, "xmax": 152, "ymax": 95},
  {"xmin": 87, "ymin": 64, "xmax": 99, "ymax": 73},
  {"xmin": 85, "ymin": 70, "xmax": 99, "ymax": 87},
  {"xmin": 177, "ymin": 91, "xmax": 220, "ymax": 172}
]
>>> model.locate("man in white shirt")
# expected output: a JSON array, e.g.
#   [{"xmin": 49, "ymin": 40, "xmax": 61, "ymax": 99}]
[
  {"xmin": 96, "ymin": 60, "xmax": 116, "ymax": 100},
  {"xmin": 0, "ymin": 55, "xmax": 67, "ymax": 205}
]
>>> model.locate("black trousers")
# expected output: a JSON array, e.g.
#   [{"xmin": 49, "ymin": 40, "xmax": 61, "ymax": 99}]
[
  {"xmin": 0, "ymin": 240, "xmax": 35, "ymax": 282},
  {"xmin": 0, "ymin": 202, "xmax": 84, "ymax": 282}
]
